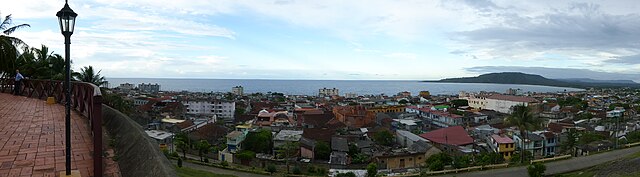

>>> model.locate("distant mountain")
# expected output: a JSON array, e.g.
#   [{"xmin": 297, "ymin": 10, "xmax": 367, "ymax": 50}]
[{"xmin": 426, "ymin": 72, "xmax": 640, "ymax": 88}]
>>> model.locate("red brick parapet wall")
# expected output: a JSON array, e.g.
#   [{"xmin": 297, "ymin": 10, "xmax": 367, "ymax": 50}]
[{"xmin": 0, "ymin": 78, "xmax": 103, "ymax": 177}]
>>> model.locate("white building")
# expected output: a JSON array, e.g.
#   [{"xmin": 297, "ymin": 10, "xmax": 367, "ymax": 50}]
[
  {"xmin": 485, "ymin": 94, "xmax": 539, "ymax": 113},
  {"xmin": 182, "ymin": 100, "xmax": 236, "ymax": 121},
  {"xmin": 459, "ymin": 91, "xmax": 488, "ymax": 110},
  {"xmin": 319, "ymin": 88, "xmax": 339, "ymax": 97},
  {"xmin": 232, "ymin": 86, "xmax": 244, "ymax": 96},
  {"xmin": 118, "ymin": 83, "xmax": 135, "ymax": 91},
  {"xmin": 460, "ymin": 92, "xmax": 538, "ymax": 114},
  {"xmin": 138, "ymin": 83, "xmax": 160, "ymax": 93},
  {"xmin": 344, "ymin": 93, "xmax": 358, "ymax": 98},
  {"xmin": 133, "ymin": 97, "xmax": 149, "ymax": 106}
]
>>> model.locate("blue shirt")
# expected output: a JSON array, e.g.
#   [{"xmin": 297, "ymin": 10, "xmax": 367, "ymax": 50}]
[{"xmin": 15, "ymin": 73, "xmax": 23, "ymax": 81}]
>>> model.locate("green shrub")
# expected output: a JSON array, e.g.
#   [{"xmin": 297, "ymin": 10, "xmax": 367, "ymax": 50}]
[
  {"xmin": 527, "ymin": 163, "xmax": 546, "ymax": 177},
  {"xmin": 177, "ymin": 158, "xmax": 183, "ymax": 168},
  {"xmin": 307, "ymin": 165, "xmax": 316, "ymax": 173},
  {"xmin": 293, "ymin": 166, "xmax": 301, "ymax": 174},
  {"xmin": 266, "ymin": 164, "xmax": 277, "ymax": 174}
]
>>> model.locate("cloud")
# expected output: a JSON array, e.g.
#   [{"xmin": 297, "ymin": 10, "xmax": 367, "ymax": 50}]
[
  {"xmin": 466, "ymin": 66, "xmax": 640, "ymax": 82},
  {"xmin": 451, "ymin": 2, "xmax": 640, "ymax": 65},
  {"xmin": 604, "ymin": 55, "xmax": 640, "ymax": 65}
]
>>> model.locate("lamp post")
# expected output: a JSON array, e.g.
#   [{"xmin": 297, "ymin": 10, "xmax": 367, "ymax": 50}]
[
  {"xmin": 56, "ymin": 1, "xmax": 77, "ymax": 176},
  {"xmin": 47, "ymin": 62, "xmax": 55, "ymax": 104},
  {"xmin": 49, "ymin": 62, "xmax": 53, "ymax": 95}
]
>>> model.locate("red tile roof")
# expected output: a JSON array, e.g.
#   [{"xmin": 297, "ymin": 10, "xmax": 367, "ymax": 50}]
[
  {"xmin": 419, "ymin": 126, "xmax": 473, "ymax": 146},
  {"xmin": 491, "ymin": 134, "xmax": 514, "ymax": 144}
]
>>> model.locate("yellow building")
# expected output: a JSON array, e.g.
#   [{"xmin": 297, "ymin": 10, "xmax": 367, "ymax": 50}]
[
  {"xmin": 419, "ymin": 91, "xmax": 430, "ymax": 98},
  {"xmin": 491, "ymin": 134, "xmax": 515, "ymax": 160}
]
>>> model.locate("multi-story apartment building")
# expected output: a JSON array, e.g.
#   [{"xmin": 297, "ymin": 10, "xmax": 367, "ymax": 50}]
[
  {"xmin": 138, "ymin": 83, "xmax": 160, "ymax": 93},
  {"xmin": 513, "ymin": 133, "xmax": 544, "ymax": 157},
  {"xmin": 182, "ymin": 99, "xmax": 236, "ymax": 121},
  {"xmin": 232, "ymin": 86, "xmax": 244, "ymax": 96},
  {"xmin": 460, "ymin": 92, "xmax": 538, "ymax": 113},
  {"xmin": 319, "ymin": 87, "xmax": 339, "ymax": 97},
  {"xmin": 535, "ymin": 131, "xmax": 559, "ymax": 156},
  {"xmin": 118, "ymin": 83, "xmax": 135, "ymax": 91}
]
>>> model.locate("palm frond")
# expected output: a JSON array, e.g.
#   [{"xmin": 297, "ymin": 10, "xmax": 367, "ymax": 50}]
[
  {"xmin": 0, "ymin": 14, "xmax": 12, "ymax": 30},
  {"xmin": 3, "ymin": 24, "xmax": 30, "ymax": 35}
]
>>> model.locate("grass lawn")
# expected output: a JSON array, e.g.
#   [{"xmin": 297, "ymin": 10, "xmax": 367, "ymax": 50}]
[
  {"xmin": 176, "ymin": 166, "xmax": 238, "ymax": 177},
  {"xmin": 554, "ymin": 171, "xmax": 595, "ymax": 177}
]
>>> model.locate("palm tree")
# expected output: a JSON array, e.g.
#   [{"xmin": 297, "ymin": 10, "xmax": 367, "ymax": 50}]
[
  {"xmin": 0, "ymin": 14, "xmax": 30, "ymax": 77},
  {"xmin": 504, "ymin": 104, "xmax": 542, "ymax": 163},
  {"xmin": 74, "ymin": 66, "xmax": 107, "ymax": 87}
]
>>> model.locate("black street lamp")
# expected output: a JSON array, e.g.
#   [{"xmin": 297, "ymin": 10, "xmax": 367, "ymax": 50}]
[{"xmin": 56, "ymin": 0, "xmax": 77, "ymax": 176}]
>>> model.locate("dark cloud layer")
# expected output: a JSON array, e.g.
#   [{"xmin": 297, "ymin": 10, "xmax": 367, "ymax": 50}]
[
  {"xmin": 604, "ymin": 55, "xmax": 640, "ymax": 64},
  {"xmin": 453, "ymin": 2, "xmax": 640, "ymax": 59},
  {"xmin": 466, "ymin": 66, "xmax": 640, "ymax": 82}
]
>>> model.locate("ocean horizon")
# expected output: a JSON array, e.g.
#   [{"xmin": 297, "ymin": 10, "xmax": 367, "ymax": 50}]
[{"xmin": 106, "ymin": 78, "xmax": 584, "ymax": 96}]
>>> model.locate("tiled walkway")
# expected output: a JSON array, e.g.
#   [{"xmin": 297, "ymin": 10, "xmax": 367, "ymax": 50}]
[{"xmin": 0, "ymin": 93, "xmax": 94, "ymax": 177}]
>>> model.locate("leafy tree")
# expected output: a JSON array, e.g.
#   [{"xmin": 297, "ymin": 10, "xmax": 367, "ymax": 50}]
[
  {"xmin": 373, "ymin": 130, "xmax": 394, "ymax": 146},
  {"xmin": 236, "ymin": 150, "xmax": 256, "ymax": 161},
  {"xmin": 426, "ymin": 153, "xmax": 451, "ymax": 171},
  {"xmin": 234, "ymin": 107, "xmax": 246, "ymax": 117},
  {"xmin": 276, "ymin": 142, "xmax": 299, "ymax": 173},
  {"xmin": 175, "ymin": 132, "xmax": 190, "ymax": 158},
  {"xmin": 608, "ymin": 103, "xmax": 630, "ymax": 111},
  {"xmin": 477, "ymin": 152, "xmax": 504, "ymax": 166},
  {"xmin": 450, "ymin": 99, "xmax": 469, "ymax": 108},
  {"xmin": 504, "ymin": 104, "xmax": 542, "ymax": 163},
  {"xmin": 0, "ymin": 14, "xmax": 30, "ymax": 77},
  {"xmin": 527, "ymin": 163, "xmax": 546, "ymax": 177},
  {"xmin": 314, "ymin": 141, "xmax": 331, "ymax": 160},
  {"xmin": 511, "ymin": 151, "xmax": 533, "ymax": 164},
  {"xmin": 626, "ymin": 131, "xmax": 640, "ymax": 143},
  {"xmin": 558, "ymin": 97, "xmax": 582, "ymax": 107},
  {"xmin": 351, "ymin": 153, "xmax": 369, "ymax": 164},
  {"xmin": 292, "ymin": 166, "xmax": 302, "ymax": 175},
  {"xmin": 242, "ymin": 129, "xmax": 273, "ymax": 153},
  {"xmin": 578, "ymin": 131, "xmax": 606, "ymax": 145},
  {"xmin": 560, "ymin": 129, "xmax": 579, "ymax": 155},
  {"xmin": 348, "ymin": 143, "xmax": 360, "ymax": 155},
  {"xmin": 398, "ymin": 99, "xmax": 409, "ymax": 105},
  {"xmin": 575, "ymin": 112, "xmax": 593, "ymax": 120},
  {"xmin": 196, "ymin": 140, "xmax": 212, "ymax": 162},
  {"xmin": 452, "ymin": 155, "xmax": 472, "ymax": 168},
  {"xmin": 74, "ymin": 66, "xmax": 107, "ymax": 87},
  {"xmin": 366, "ymin": 162, "xmax": 377, "ymax": 177}
]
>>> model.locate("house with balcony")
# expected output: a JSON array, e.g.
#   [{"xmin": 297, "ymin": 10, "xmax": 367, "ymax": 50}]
[
  {"xmin": 535, "ymin": 131, "xmax": 559, "ymax": 156},
  {"xmin": 489, "ymin": 134, "xmax": 515, "ymax": 160},
  {"xmin": 422, "ymin": 109, "xmax": 464, "ymax": 128},
  {"xmin": 513, "ymin": 133, "xmax": 544, "ymax": 158}
]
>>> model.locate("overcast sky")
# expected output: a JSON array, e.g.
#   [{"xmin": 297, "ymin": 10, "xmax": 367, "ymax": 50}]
[{"xmin": 4, "ymin": 0, "xmax": 640, "ymax": 81}]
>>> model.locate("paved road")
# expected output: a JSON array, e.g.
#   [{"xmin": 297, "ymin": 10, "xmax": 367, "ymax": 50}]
[
  {"xmin": 174, "ymin": 160, "xmax": 271, "ymax": 177},
  {"xmin": 440, "ymin": 145, "xmax": 640, "ymax": 177}
]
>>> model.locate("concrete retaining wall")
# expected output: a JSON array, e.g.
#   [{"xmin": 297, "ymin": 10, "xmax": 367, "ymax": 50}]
[{"xmin": 102, "ymin": 105, "xmax": 177, "ymax": 177}]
